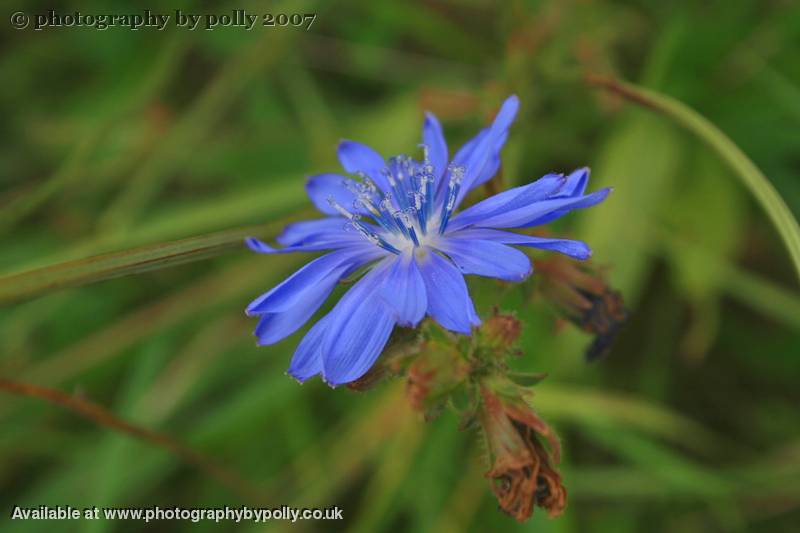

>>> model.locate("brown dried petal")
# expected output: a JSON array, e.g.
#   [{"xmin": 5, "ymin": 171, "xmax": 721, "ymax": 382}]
[
  {"xmin": 482, "ymin": 311, "xmax": 523, "ymax": 349},
  {"xmin": 480, "ymin": 387, "xmax": 567, "ymax": 522}
]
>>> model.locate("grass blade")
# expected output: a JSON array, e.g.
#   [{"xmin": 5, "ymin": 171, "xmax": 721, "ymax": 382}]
[
  {"xmin": 588, "ymin": 74, "xmax": 800, "ymax": 284},
  {"xmin": 0, "ymin": 210, "xmax": 313, "ymax": 306}
]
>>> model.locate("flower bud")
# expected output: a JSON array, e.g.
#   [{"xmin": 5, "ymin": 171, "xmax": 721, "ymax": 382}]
[
  {"xmin": 480, "ymin": 309, "xmax": 522, "ymax": 350},
  {"xmin": 406, "ymin": 340, "xmax": 469, "ymax": 420},
  {"xmin": 478, "ymin": 376, "xmax": 566, "ymax": 521},
  {"xmin": 535, "ymin": 256, "xmax": 627, "ymax": 361}
]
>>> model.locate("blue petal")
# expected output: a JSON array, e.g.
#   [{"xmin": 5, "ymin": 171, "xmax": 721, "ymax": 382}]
[
  {"xmin": 246, "ymin": 249, "xmax": 365, "ymax": 316},
  {"xmin": 247, "ymin": 247, "xmax": 385, "ymax": 345},
  {"xmin": 287, "ymin": 316, "xmax": 329, "ymax": 382},
  {"xmin": 452, "ymin": 188, "xmax": 611, "ymax": 231},
  {"xmin": 435, "ymin": 239, "xmax": 532, "ymax": 282},
  {"xmin": 246, "ymin": 236, "xmax": 343, "ymax": 254},
  {"xmin": 524, "ymin": 167, "xmax": 594, "ymax": 226},
  {"xmin": 380, "ymin": 254, "xmax": 427, "ymax": 326},
  {"xmin": 493, "ymin": 95, "xmax": 520, "ymax": 132},
  {"xmin": 497, "ymin": 189, "xmax": 611, "ymax": 229},
  {"xmin": 452, "ymin": 95, "xmax": 519, "ymax": 205},
  {"xmin": 451, "ymin": 129, "xmax": 485, "ymax": 168},
  {"xmin": 562, "ymin": 167, "xmax": 589, "ymax": 197},
  {"xmin": 337, "ymin": 140, "xmax": 391, "ymax": 192},
  {"xmin": 468, "ymin": 302, "xmax": 481, "ymax": 325},
  {"xmin": 246, "ymin": 218, "xmax": 373, "ymax": 254},
  {"xmin": 253, "ymin": 280, "xmax": 335, "ymax": 346},
  {"xmin": 447, "ymin": 173, "xmax": 566, "ymax": 231},
  {"xmin": 276, "ymin": 217, "xmax": 351, "ymax": 246},
  {"xmin": 305, "ymin": 174, "xmax": 369, "ymax": 216},
  {"xmin": 321, "ymin": 266, "xmax": 397, "ymax": 385},
  {"xmin": 245, "ymin": 237, "xmax": 282, "ymax": 254},
  {"xmin": 423, "ymin": 112, "xmax": 448, "ymax": 184},
  {"xmin": 418, "ymin": 251, "xmax": 481, "ymax": 334},
  {"xmin": 471, "ymin": 145, "xmax": 502, "ymax": 190},
  {"xmin": 245, "ymin": 253, "xmax": 348, "ymax": 316},
  {"xmin": 521, "ymin": 236, "xmax": 591, "ymax": 259},
  {"xmin": 436, "ymin": 128, "xmax": 484, "ymax": 202},
  {"xmin": 448, "ymin": 228, "xmax": 592, "ymax": 260}
]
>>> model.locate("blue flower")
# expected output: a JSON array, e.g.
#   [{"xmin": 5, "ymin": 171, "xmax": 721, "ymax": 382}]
[{"xmin": 246, "ymin": 95, "xmax": 610, "ymax": 385}]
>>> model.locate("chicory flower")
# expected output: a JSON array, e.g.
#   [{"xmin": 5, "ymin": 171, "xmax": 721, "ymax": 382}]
[{"xmin": 246, "ymin": 95, "xmax": 610, "ymax": 385}]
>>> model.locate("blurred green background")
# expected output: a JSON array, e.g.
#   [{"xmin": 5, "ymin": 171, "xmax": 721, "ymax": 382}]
[{"xmin": 1, "ymin": 0, "xmax": 799, "ymax": 531}]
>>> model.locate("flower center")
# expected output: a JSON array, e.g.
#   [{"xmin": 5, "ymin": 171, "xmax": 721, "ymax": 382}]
[{"xmin": 327, "ymin": 146, "xmax": 465, "ymax": 255}]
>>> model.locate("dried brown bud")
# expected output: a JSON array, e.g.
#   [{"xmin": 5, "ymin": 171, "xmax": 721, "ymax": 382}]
[
  {"xmin": 580, "ymin": 288, "xmax": 626, "ymax": 361},
  {"xmin": 481, "ymin": 310, "xmax": 522, "ymax": 350},
  {"xmin": 535, "ymin": 256, "xmax": 627, "ymax": 361},
  {"xmin": 479, "ymin": 377, "xmax": 566, "ymax": 522}
]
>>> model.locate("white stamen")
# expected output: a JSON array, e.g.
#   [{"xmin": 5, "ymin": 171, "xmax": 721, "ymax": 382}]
[
  {"xmin": 380, "ymin": 193, "xmax": 394, "ymax": 212},
  {"xmin": 327, "ymin": 196, "xmax": 359, "ymax": 220},
  {"xmin": 449, "ymin": 165, "xmax": 465, "ymax": 187},
  {"xmin": 418, "ymin": 143, "xmax": 430, "ymax": 165},
  {"xmin": 381, "ymin": 168, "xmax": 396, "ymax": 188}
]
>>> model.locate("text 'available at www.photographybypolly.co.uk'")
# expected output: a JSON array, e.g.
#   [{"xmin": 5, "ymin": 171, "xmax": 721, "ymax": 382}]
[{"xmin": 10, "ymin": 505, "xmax": 343, "ymax": 524}]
